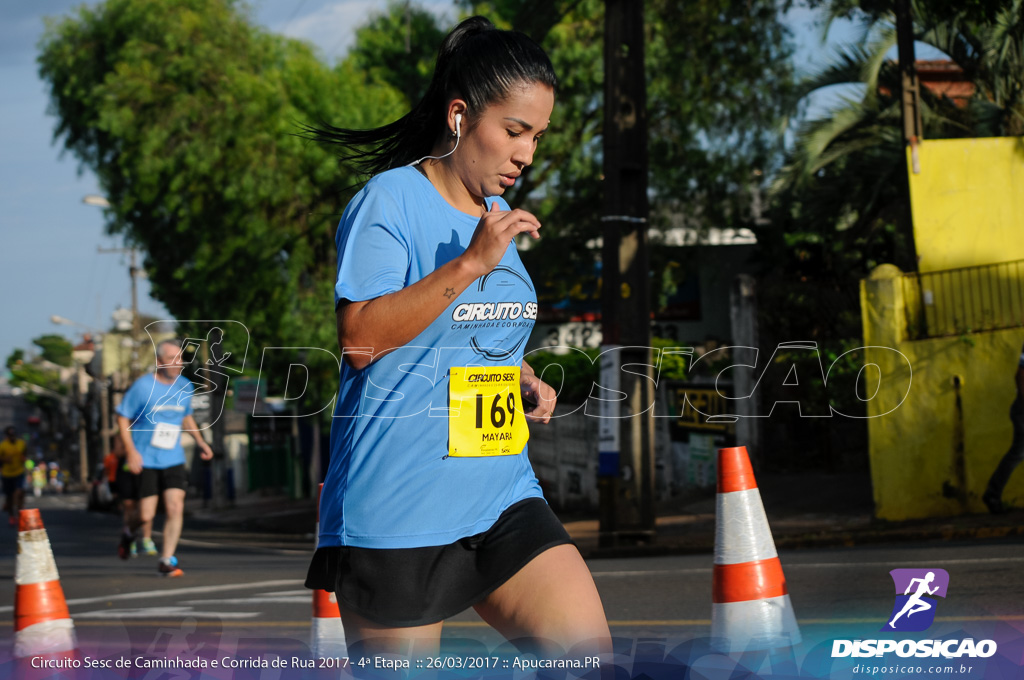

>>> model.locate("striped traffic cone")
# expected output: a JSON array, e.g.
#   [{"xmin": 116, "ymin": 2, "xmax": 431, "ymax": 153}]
[
  {"xmin": 710, "ymin": 446, "xmax": 800, "ymax": 652},
  {"xmin": 311, "ymin": 484, "xmax": 346, "ymax": 658},
  {"xmin": 13, "ymin": 509, "xmax": 78, "ymax": 660}
]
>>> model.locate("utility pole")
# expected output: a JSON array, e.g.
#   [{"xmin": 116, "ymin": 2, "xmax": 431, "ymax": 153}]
[
  {"xmin": 895, "ymin": 0, "xmax": 924, "ymax": 282},
  {"xmin": 73, "ymin": 363, "xmax": 88, "ymax": 484},
  {"xmin": 895, "ymin": 0, "xmax": 923, "ymax": 172},
  {"xmin": 98, "ymin": 246, "xmax": 143, "ymax": 378},
  {"xmin": 208, "ymin": 329, "xmax": 229, "ymax": 507},
  {"xmin": 599, "ymin": 0, "xmax": 655, "ymax": 546}
]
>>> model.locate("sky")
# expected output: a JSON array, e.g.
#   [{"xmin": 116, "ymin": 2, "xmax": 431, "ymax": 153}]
[{"xmin": 0, "ymin": 1, "xmax": 940, "ymax": 367}]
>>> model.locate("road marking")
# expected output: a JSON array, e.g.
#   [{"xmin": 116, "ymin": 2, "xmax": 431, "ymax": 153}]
[
  {"xmin": 29, "ymin": 496, "xmax": 84, "ymax": 510},
  {"xmin": 175, "ymin": 537, "xmax": 309, "ymax": 555},
  {"xmin": 0, "ymin": 579, "xmax": 304, "ymax": 614},
  {"xmin": 592, "ymin": 569, "xmax": 708, "ymax": 577},
  {"xmin": 180, "ymin": 596, "xmax": 310, "ymax": 605},
  {"xmin": 179, "ymin": 589, "xmax": 311, "ymax": 606},
  {"xmin": 31, "ymin": 615, "xmax": 1024, "ymax": 630},
  {"xmin": 32, "ymin": 620, "xmax": 313, "ymax": 628},
  {"xmin": 76, "ymin": 606, "xmax": 260, "ymax": 620},
  {"xmin": 785, "ymin": 557, "xmax": 1024, "ymax": 568},
  {"xmin": 591, "ymin": 555, "xmax": 1024, "ymax": 578}
]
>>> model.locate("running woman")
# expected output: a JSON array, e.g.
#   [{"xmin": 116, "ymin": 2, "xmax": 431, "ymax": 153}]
[{"xmin": 304, "ymin": 15, "xmax": 610, "ymax": 661}]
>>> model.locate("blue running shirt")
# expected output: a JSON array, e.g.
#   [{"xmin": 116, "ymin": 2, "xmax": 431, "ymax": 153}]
[
  {"xmin": 116, "ymin": 373, "xmax": 195, "ymax": 469},
  {"xmin": 319, "ymin": 166, "xmax": 543, "ymax": 549}
]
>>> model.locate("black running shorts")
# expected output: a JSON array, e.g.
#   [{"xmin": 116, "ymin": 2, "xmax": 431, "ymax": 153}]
[
  {"xmin": 139, "ymin": 464, "xmax": 188, "ymax": 498},
  {"xmin": 2, "ymin": 474, "xmax": 24, "ymax": 497},
  {"xmin": 304, "ymin": 497, "xmax": 572, "ymax": 627},
  {"xmin": 115, "ymin": 465, "xmax": 141, "ymax": 501}
]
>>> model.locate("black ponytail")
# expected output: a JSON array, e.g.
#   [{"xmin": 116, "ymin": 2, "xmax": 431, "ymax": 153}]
[{"xmin": 304, "ymin": 16, "xmax": 557, "ymax": 177}]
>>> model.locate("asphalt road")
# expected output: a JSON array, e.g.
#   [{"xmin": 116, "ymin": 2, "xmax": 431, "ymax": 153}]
[{"xmin": 1, "ymin": 493, "xmax": 1023, "ymax": 677}]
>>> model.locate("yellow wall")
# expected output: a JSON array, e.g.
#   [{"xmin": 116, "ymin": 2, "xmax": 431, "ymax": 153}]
[
  {"xmin": 101, "ymin": 334, "xmax": 135, "ymax": 379},
  {"xmin": 907, "ymin": 137, "xmax": 1024, "ymax": 273},
  {"xmin": 862, "ymin": 266, "xmax": 1024, "ymax": 519},
  {"xmin": 101, "ymin": 332, "xmax": 174, "ymax": 379}
]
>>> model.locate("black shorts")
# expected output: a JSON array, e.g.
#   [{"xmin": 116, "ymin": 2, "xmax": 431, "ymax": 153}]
[
  {"xmin": 304, "ymin": 497, "xmax": 572, "ymax": 627},
  {"xmin": 2, "ymin": 474, "xmax": 24, "ymax": 497},
  {"xmin": 115, "ymin": 465, "xmax": 141, "ymax": 500},
  {"xmin": 139, "ymin": 464, "xmax": 188, "ymax": 498}
]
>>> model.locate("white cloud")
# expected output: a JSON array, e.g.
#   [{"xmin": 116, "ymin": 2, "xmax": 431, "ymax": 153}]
[
  {"xmin": 274, "ymin": 0, "xmax": 457, "ymax": 62},
  {"xmin": 279, "ymin": 0, "xmax": 378, "ymax": 58}
]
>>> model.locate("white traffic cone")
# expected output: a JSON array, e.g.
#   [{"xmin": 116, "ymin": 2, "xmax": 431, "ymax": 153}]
[
  {"xmin": 711, "ymin": 446, "xmax": 800, "ymax": 652},
  {"xmin": 13, "ymin": 509, "xmax": 78, "ymax": 660}
]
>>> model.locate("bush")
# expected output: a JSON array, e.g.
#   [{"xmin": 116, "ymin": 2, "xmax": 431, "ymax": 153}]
[{"xmin": 525, "ymin": 338, "xmax": 688, "ymax": 404}]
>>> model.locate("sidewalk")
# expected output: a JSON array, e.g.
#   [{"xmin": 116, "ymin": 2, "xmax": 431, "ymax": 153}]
[
  {"xmin": 566, "ymin": 472, "xmax": 1024, "ymax": 557},
  {"xmin": 183, "ymin": 472, "xmax": 1024, "ymax": 559}
]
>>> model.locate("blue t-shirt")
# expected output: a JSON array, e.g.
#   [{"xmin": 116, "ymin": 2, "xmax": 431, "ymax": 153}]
[
  {"xmin": 116, "ymin": 373, "xmax": 195, "ymax": 469},
  {"xmin": 319, "ymin": 166, "xmax": 543, "ymax": 549}
]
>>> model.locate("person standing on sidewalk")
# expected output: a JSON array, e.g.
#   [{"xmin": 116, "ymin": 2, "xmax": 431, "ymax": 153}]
[
  {"xmin": 983, "ymin": 340, "xmax": 1024, "ymax": 514},
  {"xmin": 1, "ymin": 426, "xmax": 27, "ymax": 526},
  {"xmin": 117, "ymin": 339, "xmax": 213, "ymax": 575}
]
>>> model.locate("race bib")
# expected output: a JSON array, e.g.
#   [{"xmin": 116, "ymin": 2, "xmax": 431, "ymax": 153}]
[
  {"xmin": 448, "ymin": 366, "xmax": 529, "ymax": 457},
  {"xmin": 150, "ymin": 422, "xmax": 182, "ymax": 450}
]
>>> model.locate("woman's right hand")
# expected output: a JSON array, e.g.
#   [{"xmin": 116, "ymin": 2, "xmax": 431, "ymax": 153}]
[
  {"xmin": 462, "ymin": 203, "xmax": 541, "ymax": 276},
  {"xmin": 337, "ymin": 203, "xmax": 541, "ymax": 370}
]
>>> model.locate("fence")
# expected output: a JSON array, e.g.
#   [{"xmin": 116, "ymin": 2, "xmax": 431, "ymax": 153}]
[
  {"xmin": 902, "ymin": 259, "xmax": 1024, "ymax": 340},
  {"xmin": 528, "ymin": 382, "xmax": 735, "ymax": 511}
]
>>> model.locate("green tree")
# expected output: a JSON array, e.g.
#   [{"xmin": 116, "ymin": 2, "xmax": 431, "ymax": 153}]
[
  {"xmin": 459, "ymin": 0, "xmax": 795, "ymax": 310},
  {"xmin": 32, "ymin": 334, "xmax": 73, "ymax": 368},
  {"xmin": 473, "ymin": 0, "xmax": 795, "ymax": 231},
  {"xmin": 5, "ymin": 340, "xmax": 70, "ymax": 412},
  {"xmin": 37, "ymin": 0, "xmax": 405, "ymax": 370},
  {"xmin": 748, "ymin": 0, "xmax": 1024, "ymax": 459},
  {"xmin": 763, "ymin": 0, "xmax": 1024, "ymax": 332},
  {"xmin": 5, "ymin": 349, "xmax": 25, "ymax": 371},
  {"xmin": 37, "ymin": 0, "xmax": 409, "ymax": 405},
  {"xmin": 795, "ymin": 0, "xmax": 1010, "ymax": 27},
  {"xmin": 347, "ymin": 1, "xmax": 446, "ymax": 106}
]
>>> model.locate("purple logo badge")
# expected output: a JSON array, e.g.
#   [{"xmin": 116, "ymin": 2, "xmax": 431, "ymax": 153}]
[{"xmin": 882, "ymin": 568, "xmax": 949, "ymax": 632}]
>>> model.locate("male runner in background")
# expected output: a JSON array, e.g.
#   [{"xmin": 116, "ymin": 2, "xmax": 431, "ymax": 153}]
[{"xmin": 117, "ymin": 340, "xmax": 213, "ymax": 576}]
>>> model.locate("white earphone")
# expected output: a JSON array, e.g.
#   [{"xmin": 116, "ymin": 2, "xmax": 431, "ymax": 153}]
[{"xmin": 409, "ymin": 112, "xmax": 464, "ymax": 166}]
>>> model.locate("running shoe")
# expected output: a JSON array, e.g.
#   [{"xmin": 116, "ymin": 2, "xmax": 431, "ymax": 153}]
[
  {"xmin": 158, "ymin": 556, "xmax": 184, "ymax": 578},
  {"xmin": 117, "ymin": 531, "xmax": 134, "ymax": 560},
  {"xmin": 140, "ymin": 537, "xmax": 158, "ymax": 556},
  {"xmin": 129, "ymin": 541, "xmax": 138, "ymax": 558}
]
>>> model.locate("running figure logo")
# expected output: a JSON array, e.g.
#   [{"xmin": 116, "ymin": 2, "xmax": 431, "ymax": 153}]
[{"xmin": 883, "ymin": 568, "xmax": 950, "ymax": 632}]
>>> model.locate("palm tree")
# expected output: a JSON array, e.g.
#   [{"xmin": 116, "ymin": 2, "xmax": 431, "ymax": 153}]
[
  {"xmin": 776, "ymin": 0, "xmax": 1023, "ymax": 205},
  {"xmin": 761, "ymin": 1, "xmax": 1022, "ymax": 285},
  {"xmin": 747, "ymin": 0, "xmax": 1023, "ymax": 432}
]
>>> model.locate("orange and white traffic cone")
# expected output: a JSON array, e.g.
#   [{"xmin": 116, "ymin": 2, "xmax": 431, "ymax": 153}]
[
  {"xmin": 711, "ymin": 446, "xmax": 800, "ymax": 652},
  {"xmin": 311, "ymin": 484, "xmax": 346, "ymax": 659},
  {"xmin": 13, "ymin": 509, "xmax": 78, "ymax": 660}
]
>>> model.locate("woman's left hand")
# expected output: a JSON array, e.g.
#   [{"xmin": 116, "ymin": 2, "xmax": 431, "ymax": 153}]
[{"xmin": 521, "ymin": 361, "xmax": 557, "ymax": 424}]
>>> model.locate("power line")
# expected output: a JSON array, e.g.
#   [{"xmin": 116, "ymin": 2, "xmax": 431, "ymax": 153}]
[{"xmin": 282, "ymin": 0, "xmax": 309, "ymax": 35}]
